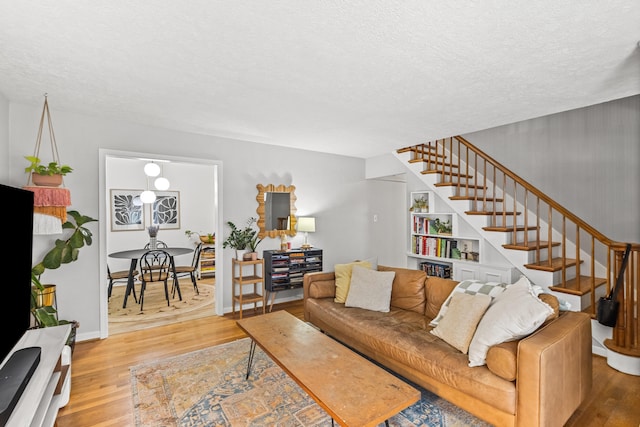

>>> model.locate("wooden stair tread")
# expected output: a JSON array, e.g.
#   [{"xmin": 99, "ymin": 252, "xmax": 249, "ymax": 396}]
[
  {"xmin": 548, "ymin": 275, "xmax": 607, "ymax": 296},
  {"xmin": 397, "ymin": 145, "xmax": 438, "ymax": 153},
  {"xmin": 449, "ymin": 195, "xmax": 503, "ymax": 202},
  {"xmin": 503, "ymin": 241, "xmax": 560, "ymax": 250},
  {"xmin": 408, "ymin": 155, "xmax": 449, "ymax": 164},
  {"xmin": 418, "ymin": 165, "xmax": 461, "ymax": 172},
  {"xmin": 483, "ymin": 225, "xmax": 539, "ymax": 232},
  {"xmin": 434, "ymin": 182, "xmax": 486, "ymax": 189},
  {"xmin": 524, "ymin": 257, "xmax": 581, "ymax": 271},
  {"xmin": 465, "ymin": 210, "xmax": 521, "ymax": 216},
  {"xmin": 604, "ymin": 339, "xmax": 640, "ymax": 358}
]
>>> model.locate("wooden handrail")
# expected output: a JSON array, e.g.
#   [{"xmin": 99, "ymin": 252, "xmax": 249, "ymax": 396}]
[{"xmin": 453, "ymin": 136, "xmax": 616, "ymax": 246}]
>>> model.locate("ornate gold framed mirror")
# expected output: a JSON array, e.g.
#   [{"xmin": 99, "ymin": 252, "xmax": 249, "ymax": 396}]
[{"xmin": 256, "ymin": 184, "xmax": 297, "ymax": 238}]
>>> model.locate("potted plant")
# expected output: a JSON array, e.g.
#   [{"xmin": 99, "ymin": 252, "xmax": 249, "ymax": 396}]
[
  {"xmin": 411, "ymin": 196, "xmax": 428, "ymax": 213},
  {"xmin": 433, "ymin": 218, "xmax": 452, "ymax": 235},
  {"xmin": 24, "ymin": 155, "xmax": 73, "ymax": 187},
  {"xmin": 222, "ymin": 217, "xmax": 260, "ymax": 260},
  {"xmin": 185, "ymin": 230, "xmax": 215, "ymax": 244},
  {"xmin": 247, "ymin": 233, "xmax": 263, "ymax": 261},
  {"xmin": 31, "ymin": 210, "xmax": 97, "ymax": 350}
]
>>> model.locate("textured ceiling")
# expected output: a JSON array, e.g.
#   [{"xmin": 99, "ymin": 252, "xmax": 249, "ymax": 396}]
[{"xmin": 1, "ymin": 1, "xmax": 638, "ymax": 159}]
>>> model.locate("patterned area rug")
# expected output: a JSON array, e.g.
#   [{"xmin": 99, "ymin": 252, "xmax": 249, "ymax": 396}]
[{"xmin": 131, "ymin": 338, "xmax": 491, "ymax": 426}]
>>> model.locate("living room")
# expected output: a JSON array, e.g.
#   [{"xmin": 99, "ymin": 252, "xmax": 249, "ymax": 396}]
[{"xmin": 1, "ymin": 2, "xmax": 639, "ymax": 426}]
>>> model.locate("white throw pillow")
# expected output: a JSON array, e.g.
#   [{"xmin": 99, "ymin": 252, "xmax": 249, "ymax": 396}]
[
  {"xmin": 345, "ymin": 265, "xmax": 395, "ymax": 312},
  {"xmin": 429, "ymin": 279, "xmax": 507, "ymax": 326},
  {"xmin": 467, "ymin": 276, "xmax": 554, "ymax": 367},
  {"xmin": 430, "ymin": 292, "xmax": 492, "ymax": 354},
  {"xmin": 334, "ymin": 261, "xmax": 372, "ymax": 303}
]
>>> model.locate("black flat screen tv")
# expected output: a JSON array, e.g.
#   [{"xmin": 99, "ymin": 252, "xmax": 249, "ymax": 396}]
[{"xmin": 0, "ymin": 184, "xmax": 34, "ymax": 363}]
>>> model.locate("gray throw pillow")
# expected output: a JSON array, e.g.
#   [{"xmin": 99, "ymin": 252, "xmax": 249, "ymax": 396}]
[{"xmin": 345, "ymin": 265, "xmax": 395, "ymax": 312}]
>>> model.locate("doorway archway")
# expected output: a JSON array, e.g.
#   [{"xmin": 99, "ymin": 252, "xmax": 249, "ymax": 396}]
[{"xmin": 98, "ymin": 149, "xmax": 223, "ymax": 338}]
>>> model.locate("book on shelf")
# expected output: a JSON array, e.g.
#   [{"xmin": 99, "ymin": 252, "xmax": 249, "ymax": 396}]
[
  {"xmin": 420, "ymin": 261, "xmax": 452, "ymax": 279},
  {"xmin": 412, "ymin": 235, "xmax": 462, "ymax": 259}
]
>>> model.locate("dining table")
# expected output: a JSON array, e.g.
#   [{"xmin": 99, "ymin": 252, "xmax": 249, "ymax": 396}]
[{"xmin": 108, "ymin": 247, "xmax": 193, "ymax": 308}]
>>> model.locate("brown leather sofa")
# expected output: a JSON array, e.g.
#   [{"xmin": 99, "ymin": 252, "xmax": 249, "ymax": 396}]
[{"xmin": 303, "ymin": 265, "xmax": 592, "ymax": 427}]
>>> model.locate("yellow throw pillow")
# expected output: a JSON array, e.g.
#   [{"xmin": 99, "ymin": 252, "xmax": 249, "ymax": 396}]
[{"xmin": 334, "ymin": 261, "xmax": 371, "ymax": 303}]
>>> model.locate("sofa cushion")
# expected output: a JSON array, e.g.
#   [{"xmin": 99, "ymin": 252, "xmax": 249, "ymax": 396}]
[
  {"xmin": 468, "ymin": 276, "xmax": 554, "ymax": 367},
  {"xmin": 486, "ymin": 341, "xmax": 518, "ymax": 381},
  {"xmin": 345, "ymin": 266, "xmax": 395, "ymax": 312},
  {"xmin": 378, "ymin": 265, "xmax": 427, "ymax": 314},
  {"xmin": 430, "ymin": 292, "xmax": 492, "ymax": 354},
  {"xmin": 308, "ymin": 279, "xmax": 337, "ymax": 299},
  {"xmin": 334, "ymin": 261, "xmax": 371, "ymax": 303},
  {"xmin": 305, "ymin": 297, "xmax": 517, "ymax": 414},
  {"xmin": 424, "ymin": 276, "xmax": 459, "ymax": 319},
  {"xmin": 430, "ymin": 279, "xmax": 507, "ymax": 326}
]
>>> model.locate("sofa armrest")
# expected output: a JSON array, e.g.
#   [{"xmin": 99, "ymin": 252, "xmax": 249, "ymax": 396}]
[
  {"xmin": 303, "ymin": 271, "xmax": 336, "ymax": 322},
  {"xmin": 516, "ymin": 311, "xmax": 592, "ymax": 427},
  {"xmin": 303, "ymin": 271, "xmax": 336, "ymax": 300}
]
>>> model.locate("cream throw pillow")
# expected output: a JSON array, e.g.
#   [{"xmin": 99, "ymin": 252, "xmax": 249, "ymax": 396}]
[
  {"xmin": 430, "ymin": 292, "xmax": 492, "ymax": 354},
  {"xmin": 334, "ymin": 261, "xmax": 371, "ymax": 303},
  {"xmin": 345, "ymin": 266, "xmax": 395, "ymax": 312},
  {"xmin": 467, "ymin": 276, "xmax": 554, "ymax": 367},
  {"xmin": 429, "ymin": 279, "xmax": 507, "ymax": 326}
]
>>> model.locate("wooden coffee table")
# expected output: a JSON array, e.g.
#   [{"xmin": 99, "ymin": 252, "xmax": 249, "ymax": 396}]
[{"xmin": 236, "ymin": 311, "xmax": 420, "ymax": 427}]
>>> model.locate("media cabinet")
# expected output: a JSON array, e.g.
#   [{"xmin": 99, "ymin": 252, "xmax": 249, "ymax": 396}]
[{"xmin": 0, "ymin": 325, "xmax": 71, "ymax": 427}]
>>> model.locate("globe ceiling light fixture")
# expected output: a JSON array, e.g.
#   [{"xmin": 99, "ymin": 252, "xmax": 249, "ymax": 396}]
[
  {"xmin": 144, "ymin": 162, "xmax": 160, "ymax": 177},
  {"xmin": 140, "ymin": 176, "xmax": 156, "ymax": 204},
  {"xmin": 154, "ymin": 176, "xmax": 170, "ymax": 191},
  {"xmin": 140, "ymin": 189, "xmax": 156, "ymax": 204},
  {"xmin": 153, "ymin": 162, "xmax": 170, "ymax": 190}
]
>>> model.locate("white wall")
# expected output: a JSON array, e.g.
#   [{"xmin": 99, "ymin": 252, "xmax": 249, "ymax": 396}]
[
  {"xmin": 105, "ymin": 156, "xmax": 217, "ymax": 271},
  {"xmin": 4, "ymin": 101, "xmax": 401, "ymax": 342},
  {"xmin": 0, "ymin": 93, "xmax": 8, "ymax": 183},
  {"xmin": 464, "ymin": 95, "xmax": 640, "ymax": 242}
]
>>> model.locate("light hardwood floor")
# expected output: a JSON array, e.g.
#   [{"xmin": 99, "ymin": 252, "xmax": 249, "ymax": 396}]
[{"xmin": 57, "ymin": 301, "xmax": 640, "ymax": 427}]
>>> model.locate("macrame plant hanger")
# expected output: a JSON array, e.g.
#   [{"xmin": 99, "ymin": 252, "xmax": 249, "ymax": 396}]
[
  {"xmin": 25, "ymin": 94, "xmax": 72, "ymax": 234},
  {"xmin": 27, "ymin": 94, "xmax": 64, "ymax": 186}
]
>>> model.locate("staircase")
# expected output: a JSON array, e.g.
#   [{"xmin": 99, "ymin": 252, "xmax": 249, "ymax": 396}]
[{"xmin": 395, "ymin": 136, "xmax": 640, "ymax": 371}]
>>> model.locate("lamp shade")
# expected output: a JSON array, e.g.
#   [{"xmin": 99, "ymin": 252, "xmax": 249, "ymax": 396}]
[{"xmin": 297, "ymin": 217, "xmax": 316, "ymax": 233}]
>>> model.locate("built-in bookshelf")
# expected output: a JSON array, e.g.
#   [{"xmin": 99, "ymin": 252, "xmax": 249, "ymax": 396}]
[
  {"xmin": 408, "ymin": 190, "xmax": 517, "ymax": 283},
  {"xmin": 409, "ymin": 191, "xmax": 480, "ymax": 265}
]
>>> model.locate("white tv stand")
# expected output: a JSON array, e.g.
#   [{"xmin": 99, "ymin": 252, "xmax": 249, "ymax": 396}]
[{"xmin": 1, "ymin": 324, "xmax": 71, "ymax": 427}]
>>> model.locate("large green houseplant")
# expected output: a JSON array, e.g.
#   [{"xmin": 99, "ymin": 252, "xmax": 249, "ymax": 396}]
[
  {"xmin": 222, "ymin": 217, "xmax": 262, "ymax": 259},
  {"xmin": 31, "ymin": 210, "xmax": 97, "ymax": 335}
]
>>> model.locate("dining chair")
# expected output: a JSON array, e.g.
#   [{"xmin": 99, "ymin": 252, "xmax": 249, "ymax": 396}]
[
  {"xmin": 107, "ymin": 265, "xmax": 139, "ymax": 301},
  {"xmin": 138, "ymin": 250, "xmax": 171, "ymax": 311},
  {"xmin": 143, "ymin": 240, "xmax": 168, "ymax": 249},
  {"xmin": 172, "ymin": 242, "xmax": 203, "ymax": 295}
]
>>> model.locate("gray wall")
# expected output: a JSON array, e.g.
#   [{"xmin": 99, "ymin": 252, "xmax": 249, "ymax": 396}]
[{"xmin": 464, "ymin": 95, "xmax": 640, "ymax": 243}]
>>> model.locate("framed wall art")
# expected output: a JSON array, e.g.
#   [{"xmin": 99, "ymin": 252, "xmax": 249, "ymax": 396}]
[
  {"xmin": 152, "ymin": 191, "xmax": 180, "ymax": 229},
  {"xmin": 110, "ymin": 189, "xmax": 144, "ymax": 231}
]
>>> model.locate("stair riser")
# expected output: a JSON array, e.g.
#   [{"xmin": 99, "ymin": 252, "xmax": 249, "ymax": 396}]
[{"xmin": 521, "ymin": 247, "xmax": 560, "ymax": 264}]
